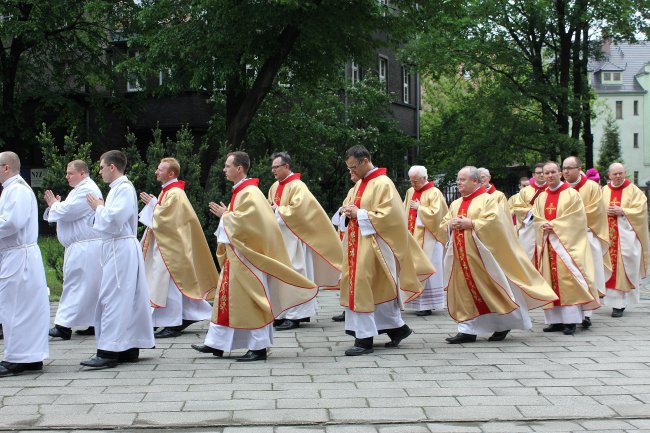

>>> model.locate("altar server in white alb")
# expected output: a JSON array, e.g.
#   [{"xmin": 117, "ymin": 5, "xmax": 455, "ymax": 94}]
[
  {"xmin": 83, "ymin": 150, "xmax": 155, "ymax": 369},
  {"xmin": 0, "ymin": 151, "xmax": 50, "ymax": 377},
  {"xmin": 139, "ymin": 157, "xmax": 217, "ymax": 338},
  {"xmin": 44, "ymin": 160, "xmax": 103, "ymax": 340},
  {"xmin": 403, "ymin": 165, "xmax": 448, "ymax": 316}
]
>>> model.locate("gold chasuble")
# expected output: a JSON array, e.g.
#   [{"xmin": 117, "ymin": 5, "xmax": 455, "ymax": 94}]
[
  {"xmin": 570, "ymin": 175, "xmax": 612, "ymax": 292},
  {"xmin": 213, "ymin": 179, "xmax": 318, "ymax": 329},
  {"xmin": 268, "ymin": 173, "xmax": 342, "ymax": 288},
  {"xmin": 142, "ymin": 181, "xmax": 219, "ymax": 306},
  {"xmin": 533, "ymin": 183, "xmax": 599, "ymax": 310},
  {"xmin": 340, "ymin": 169, "xmax": 434, "ymax": 312},
  {"xmin": 486, "ymin": 184, "xmax": 509, "ymax": 215},
  {"xmin": 403, "ymin": 182, "xmax": 448, "ymax": 247},
  {"xmin": 511, "ymin": 182, "xmax": 547, "ymax": 229},
  {"xmin": 603, "ymin": 179, "xmax": 649, "ymax": 292},
  {"xmin": 438, "ymin": 186, "xmax": 557, "ymax": 323}
]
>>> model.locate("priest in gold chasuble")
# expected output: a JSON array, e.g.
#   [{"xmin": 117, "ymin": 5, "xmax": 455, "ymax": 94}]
[
  {"xmin": 602, "ymin": 163, "xmax": 649, "ymax": 318},
  {"xmin": 403, "ymin": 165, "xmax": 448, "ymax": 315},
  {"xmin": 478, "ymin": 167, "xmax": 509, "ymax": 215},
  {"xmin": 533, "ymin": 162, "xmax": 599, "ymax": 336},
  {"xmin": 562, "ymin": 156, "xmax": 611, "ymax": 328},
  {"xmin": 139, "ymin": 158, "xmax": 217, "ymax": 339},
  {"xmin": 340, "ymin": 145, "xmax": 434, "ymax": 356},
  {"xmin": 267, "ymin": 152, "xmax": 342, "ymax": 331},
  {"xmin": 192, "ymin": 152, "xmax": 318, "ymax": 362},
  {"xmin": 438, "ymin": 166, "xmax": 557, "ymax": 345},
  {"xmin": 511, "ymin": 163, "xmax": 547, "ymax": 261}
]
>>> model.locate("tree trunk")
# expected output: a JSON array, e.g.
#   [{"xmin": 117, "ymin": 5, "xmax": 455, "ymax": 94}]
[
  {"xmin": 581, "ymin": 25, "xmax": 594, "ymax": 167},
  {"xmin": 555, "ymin": 0, "xmax": 572, "ymax": 156}
]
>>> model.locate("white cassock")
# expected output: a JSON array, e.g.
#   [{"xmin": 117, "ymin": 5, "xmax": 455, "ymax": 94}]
[
  {"xmin": 0, "ymin": 175, "xmax": 49, "ymax": 363},
  {"xmin": 274, "ymin": 209, "xmax": 317, "ymax": 321},
  {"xmin": 92, "ymin": 176, "xmax": 154, "ymax": 352},
  {"xmin": 203, "ymin": 193, "xmax": 273, "ymax": 352},
  {"xmin": 407, "ymin": 214, "xmax": 445, "ymax": 311},
  {"xmin": 343, "ymin": 208, "xmax": 405, "ymax": 339},
  {"xmin": 44, "ymin": 177, "xmax": 103, "ymax": 328},
  {"xmin": 138, "ymin": 179, "xmax": 212, "ymax": 327}
]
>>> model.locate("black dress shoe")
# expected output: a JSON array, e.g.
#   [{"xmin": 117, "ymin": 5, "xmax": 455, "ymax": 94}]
[
  {"xmin": 581, "ymin": 317, "xmax": 592, "ymax": 328},
  {"xmin": 332, "ymin": 311, "xmax": 345, "ymax": 322},
  {"xmin": 80, "ymin": 356, "xmax": 118, "ymax": 369},
  {"xmin": 191, "ymin": 344, "xmax": 224, "ymax": 357},
  {"xmin": 176, "ymin": 319, "xmax": 199, "ymax": 332},
  {"xmin": 118, "ymin": 348, "xmax": 140, "ymax": 363},
  {"xmin": 488, "ymin": 330, "xmax": 510, "ymax": 341},
  {"xmin": 0, "ymin": 324, "xmax": 3, "ymax": 340},
  {"xmin": 611, "ymin": 308, "xmax": 625, "ymax": 318},
  {"xmin": 0, "ymin": 361, "xmax": 43, "ymax": 377},
  {"xmin": 237, "ymin": 349, "xmax": 267, "ymax": 362},
  {"xmin": 415, "ymin": 310, "xmax": 432, "ymax": 316},
  {"xmin": 155, "ymin": 328, "xmax": 182, "ymax": 339},
  {"xmin": 49, "ymin": 325, "xmax": 72, "ymax": 340},
  {"xmin": 385, "ymin": 324, "xmax": 413, "ymax": 347},
  {"xmin": 75, "ymin": 327, "xmax": 95, "ymax": 336},
  {"xmin": 563, "ymin": 324, "xmax": 577, "ymax": 335},
  {"xmin": 274, "ymin": 319, "xmax": 300, "ymax": 331},
  {"xmin": 543, "ymin": 323, "xmax": 565, "ymax": 332},
  {"xmin": 345, "ymin": 337, "xmax": 374, "ymax": 356},
  {"xmin": 445, "ymin": 333, "xmax": 477, "ymax": 344}
]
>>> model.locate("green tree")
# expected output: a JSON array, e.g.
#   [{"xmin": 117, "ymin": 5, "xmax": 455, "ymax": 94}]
[{"xmin": 596, "ymin": 114, "xmax": 623, "ymax": 175}]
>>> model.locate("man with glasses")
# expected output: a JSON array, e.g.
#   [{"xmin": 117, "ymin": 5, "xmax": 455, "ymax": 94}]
[
  {"xmin": 403, "ymin": 165, "xmax": 448, "ymax": 316},
  {"xmin": 0, "ymin": 152, "xmax": 49, "ymax": 377},
  {"xmin": 533, "ymin": 161, "xmax": 599, "ymax": 335},
  {"xmin": 602, "ymin": 162, "xmax": 649, "ymax": 318},
  {"xmin": 339, "ymin": 145, "xmax": 434, "ymax": 355},
  {"xmin": 83, "ymin": 150, "xmax": 155, "ymax": 368},
  {"xmin": 267, "ymin": 152, "xmax": 342, "ymax": 331},
  {"xmin": 511, "ymin": 163, "xmax": 547, "ymax": 261},
  {"xmin": 562, "ymin": 156, "xmax": 610, "ymax": 328}
]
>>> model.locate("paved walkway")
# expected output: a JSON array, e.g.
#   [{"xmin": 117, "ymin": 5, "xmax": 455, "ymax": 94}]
[{"xmin": 2, "ymin": 290, "xmax": 650, "ymax": 432}]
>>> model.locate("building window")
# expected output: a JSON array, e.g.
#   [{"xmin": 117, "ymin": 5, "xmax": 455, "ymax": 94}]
[
  {"xmin": 378, "ymin": 56, "xmax": 388, "ymax": 87},
  {"xmin": 351, "ymin": 61, "xmax": 361, "ymax": 85},
  {"xmin": 402, "ymin": 67, "xmax": 410, "ymax": 104},
  {"xmin": 634, "ymin": 171, "xmax": 639, "ymax": 185},
  {"xmin": 634, "ymin": 100, "xmax": 639, "ymax": 116},
  {"xmin": 603, "ymin": 71, "xmax": 623, "ymax": 84},
  {"xmin": 615, "ymin": 101, "xmax": 623, "ymax": 119},
  {"xmin": 378, "ymin": 0, "xmax": 388, "ymax": 15},
  {"xmin": 126, "ymin": 74, "xmax": 142, "ymax": 92},
  {"xmin": 634, "ymin": 133, "xmax": 639, "ymax": 148}
]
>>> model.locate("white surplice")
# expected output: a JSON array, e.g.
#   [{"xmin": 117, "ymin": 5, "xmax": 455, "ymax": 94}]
[
  {"xmin": 139, "ymin": 179, "xmax": 212, "ymax": 327},
  {"xmin": 406, "ymin": 215, "xmax": 445, "ymax": 311},
  {"xmin": 0, "ymin": 175, "xmax": 49, "ymax": 363},
  {"xmin": 93, "ymin": 176, "xmax": 154, "ymax": 352},
  {"xmin": 44, "ymin": 177, "xmax": 103, "ymax": 328}
]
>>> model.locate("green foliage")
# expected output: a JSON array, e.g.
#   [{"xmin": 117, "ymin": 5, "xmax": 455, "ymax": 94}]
[
  {"xmin": 596, "ymin": 115, "xmax": 623, "ymax": 174},
  {"xmin": 39, "ymin": 236, "xmax": 64, "ymax": 300}
]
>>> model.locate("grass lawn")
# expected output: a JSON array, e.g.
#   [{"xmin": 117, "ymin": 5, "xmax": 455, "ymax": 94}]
[{"xmin": 39, "ymin": 236, "xmax": 63, "ymax": 301}]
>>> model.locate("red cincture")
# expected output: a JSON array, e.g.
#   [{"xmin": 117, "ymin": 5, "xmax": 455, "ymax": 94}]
[
  {"xmin": 605, "ymin": 179, "xmax": 630, "ymax": 289},
  {"xmin": 454, "ymin": 186, "xmax": 490, "ymax": 315},
  {"xmin": 543, "ymin": 182, "xmax": 569, "ymax": 305},
  {"xmin": 407, "ymin": 181, "xmax": 434, "ymax": 234},
  {"xmin": 158, "ymin": 180, "xmax": 186, "ymax": 203},
  {"xmin": 347, "ymin": 168, "xmax": 387, "ymax": 310},
  {"xmin": 273, "ymin": 173, "xmax": 301, "ymax": 206},
  {"xmin": 229, "ymin": 178, "xmax": 260, "ymax": 211}
]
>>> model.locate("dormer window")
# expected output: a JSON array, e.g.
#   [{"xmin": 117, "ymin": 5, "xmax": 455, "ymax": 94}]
[{"xmin": 602, "ymin": 71, "xmax": 623, "ymax": 84}]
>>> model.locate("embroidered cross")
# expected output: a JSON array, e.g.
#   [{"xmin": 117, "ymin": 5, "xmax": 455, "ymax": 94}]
[
  {"xmin": 545, "ymin": 203, "xmax": 557, "ymax": 214},
  {"xmin": 610, "ymin": 198, "xmax": 621, "ymax": 206}
]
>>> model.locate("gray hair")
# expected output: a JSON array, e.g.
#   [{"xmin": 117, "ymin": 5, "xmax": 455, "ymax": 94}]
[
  {"xmin": 460, "ymin": 166, "xmax": 480, "ymax": 182},
  {"xmin": 608, "ymin": 162, "xmax": 625, "ymax": 173},
  {"xmin": 271, "ymin": 151, "xmax": 292, "ymax": 168},
  {"xmin": 408, "ymin": 165, "xmax": 427, "ymax": 178},
  {"xmin": 477, "ymin": 167, "xmax": 490, "ymax": 178}
]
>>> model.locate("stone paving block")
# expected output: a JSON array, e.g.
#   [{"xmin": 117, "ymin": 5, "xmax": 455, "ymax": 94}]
[
  {"xmin": 527, "ymin": 420, "xmax": 586, "ymax": 431},
  {"xmin": 533, "ymin": 387, "xmax": 582, "ymax": 396},
  {"xmin": 277, "ymin": 398, "xmax": 367, "ymax": 409},
  {"xmin": 143, "ymin": 391, "xmax": 232, "ymax": 402},
  {"xmin": 89, "ymin": 401, "xmax": 184, "ymax": 414},
  {"xmin": 54, "ymin": 393, "xmax": 145, "ymax": 404},
  {"xmin": 232, "ymin": 389, "xmax": 319, "ymax": 400},
  {"xmin": 457, "ymin": 396, "xmax": 550, "ymax": 406},
  {"xmin": 491, "ymin": 388, "xmax": 540, "ymax": 396},
  {"xmin": 183, "ymin": 399, "xmax": 275, "ymax": 411},
  {"xmin": 223, "ymin": 427, "xmax": 273, "ymax": 433},
  {"xmin": 272, "ymin": 382, "xmax": 356, "ymax": 391},
  {"xmin": 0, "ymin": 405, "xmax": 40, "ymax": 415},
  {"xmin": 425, "ymin": 423, "xmax": 482, "ymax": 432},
  {"xmin": 611, "ymin": 404, "xmax": 650, "ymax": 417},
  {"xmin": 517, "ymin": 404, "xmax": 615, "ymax": 418},
  {"xmin": 330, "ymin": 408, "xmax": 424, "ymax": 423},
  {"xmin": 103, "ymin": 384, "xmax": 190, "ymax": 393},
  {"xmin": 4, "ymin": 394, "xmax": 59, "ymax": 405},
  {"xmin": 232, "ymin": 409, "xmax": 328, "ymax": 424},
  {"xmin": 38, "ymin": 404, "xmax": 92, "ymax": 414},
  {"xmin": 0, "ymin": 414, "xmax": 41, "ymax": 429},
  {"xmin": 407, "ymin": 387, "xmax": 494, "ymax": 397},
  {"xmin": 188, "ymin": 383, "xmax": 271, "ymax": 391},
  {"xmin": 152, "ymin": 376, "xmax": 232, "ymax": 385},
  {"xmin": 591, "ymin": 394, "xmax": 642, "ymax": 405},
  {"xmin": 423, "ymin": 406, "xmax": 523, "ymax": 421},
  {"xmin": 377, "ymin": 424, "xmax": 431, "ymax": 433},
  {"xmin": 579, "ymin": 419, "xmax": 634, "ymax": 430},
  {"xmin": 37, "ymin": 413, "xmax": 136, "ymax": 428},
  {"xmin": 326, "ymin": 425, "xmax": 379, "ymax": 433},
  {"xmin": 368, "ymin": 397, "xmax": 458, "ymax": 408},
  {"xmin": 479, "ymin": 421, "xmax": 534, "ymax": 432},
  {"xmin": 135, "ymin": 411, "xmax": 231, "ymax": 426},
  {"xmin": 322, "ymin": 389, "xmax": 408, "ymax": 398}
]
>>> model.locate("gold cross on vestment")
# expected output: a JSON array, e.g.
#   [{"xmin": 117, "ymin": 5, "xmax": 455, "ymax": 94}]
[
  {"xmin": 610, "ymin": 198, "xmax": 621, "ymax": 206},
  {"xmin": 545, "ymin": 203, "xmax": 557, "ymax": 214}
]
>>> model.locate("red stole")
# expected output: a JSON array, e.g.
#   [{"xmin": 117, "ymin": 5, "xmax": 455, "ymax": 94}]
[
  {"xmin": 486, "ymin": 183, "xmax": 498, "ymax": 194},
  {"xmin": 273, "ymin": 173, "xmax": 301, "ymax": 205},
  {"xmin": 218, "ymin": 178, "xmax": 260, "ymax": 326},
  {"xmin": 543, "ymin": 182, "xmax": 570, "ymax": 305},
  {"xmin": 570, "ymin": 174, "xmax": 588, "ymax": 192},
  {"xmin": 454, "ymin": 185, "xmax": 490, "ymax": 315},
  {"xmin": 605, "ymin": 179, "xmax": 631, "ymax": 289},
  {"xmin": 407, "ymin": 181, "xmax": 434, "ymax": 234},
  {"xmin": 347, "ymin": 168, "xmax": 387, "ymax": 310},
  {"xmin": 158, "ymin": 180, "xmax": 186, "ymax": 203},
  {"xmin": 529, "ymin": 181, "xmax": 547, "ymax": 205}
]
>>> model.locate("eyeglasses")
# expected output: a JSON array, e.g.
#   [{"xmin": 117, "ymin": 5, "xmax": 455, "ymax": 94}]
[
  {"xmin": 534, "ymin": 171, "xmax": 543, "ymax": 175},
  {"xmin": 271, "ymin": 163, "xmax": 287, "ymax": 170},
  {"xmin": 562, "ymin": 166, "xmax": 578, "ymax": 171},
  {"xmin": 346, "ymin": 165, "xmax": 359, "ymax": 172}
]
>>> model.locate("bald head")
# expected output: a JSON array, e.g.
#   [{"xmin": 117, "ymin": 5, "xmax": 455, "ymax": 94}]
[
  {"xmin": 561, "ymin": 156, "xmax": 582, "ymax": 183},
  {"xmin": 608, "ymin": 162, "xmax": 626, "ymax": 186},
  {"xmin": 0, "ymin": 151, "xmax": 20, "ymax": 173}
]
